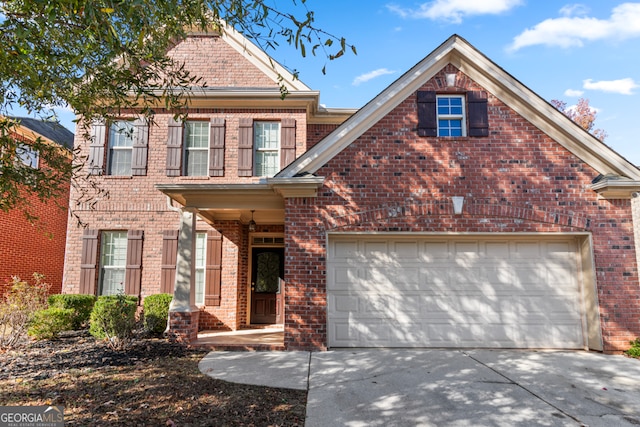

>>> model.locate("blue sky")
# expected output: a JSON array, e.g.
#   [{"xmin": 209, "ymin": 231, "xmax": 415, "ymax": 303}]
[
  {"xmin": 271, "ymin": 0, "xmax": 640, "ymax": 165},
  {"xmin": 11, "ymin": 1, "xmax": 640, "ymax": 165}
]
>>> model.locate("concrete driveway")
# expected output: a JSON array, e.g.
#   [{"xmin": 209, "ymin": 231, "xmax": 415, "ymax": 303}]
[{"xmin": 199, "ymin": 349, "xmax": 640, "ymax": 426}]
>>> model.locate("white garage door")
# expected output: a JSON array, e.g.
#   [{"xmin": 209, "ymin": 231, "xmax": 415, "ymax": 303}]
[{"xmin": 327, "ymin": 235, "xmax": 586, "ymax": 348}]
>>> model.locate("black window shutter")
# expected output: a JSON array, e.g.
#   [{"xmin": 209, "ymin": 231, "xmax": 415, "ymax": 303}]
[
  {"xmin": 467, "ymin": 91, "xmax": 489, "ymax": 137},
  {"xmin": 417, "ymin": 91, "xmax": 437, "ymax": 137}
]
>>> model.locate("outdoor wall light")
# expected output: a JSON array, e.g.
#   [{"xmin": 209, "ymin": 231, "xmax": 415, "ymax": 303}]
[
  {"xmin": 249, "ymin": 210, "xmax": 256, "ymax": 232},
  {"xmin": 445, "ymin": 73, "xmax": 457, "ymax": 87},
  {"xmin": 451, "ymin": 196, "xmax": 464, "ymax": 215}
]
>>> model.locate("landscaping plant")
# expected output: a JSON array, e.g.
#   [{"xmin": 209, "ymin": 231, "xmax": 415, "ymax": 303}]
[
  {"xmin": 27, "ymin": 307, "xmax": 74, "ymax": 340},
  {"xmin": 89, "ymin": 294, "xmax": 138, "ymax": 350},
  {"xmin": 143, "ymin": 293, "xmax": 172, "ymax": 336},
  {"xmin": 626, "ymin": 338, "xmax": 640, "ymax": 359},
  {"xmin": 48, "ymin": 294, "xmax": 96, "ymax": 329},
  {"xmin": 0, "ymin": 273, "xmax": 50, "ymax": 348}
]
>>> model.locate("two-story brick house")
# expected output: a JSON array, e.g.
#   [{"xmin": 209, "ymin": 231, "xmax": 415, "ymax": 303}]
[
  {"xmin": 63, "ymin": 29, "xmax": 640, "ymax": 353},
  {"xmin": 1, "ymin": 117, "xmax": 73, "ymax": 294}
]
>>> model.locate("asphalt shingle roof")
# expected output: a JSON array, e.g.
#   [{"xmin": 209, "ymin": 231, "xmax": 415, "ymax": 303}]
[{"xmin": 8, "ymin": 116, "xmax": 74, "ymax": 149}]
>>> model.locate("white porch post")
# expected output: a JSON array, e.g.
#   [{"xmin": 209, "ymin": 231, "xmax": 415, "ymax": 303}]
[{"xmin": 170, "ymin": 207, "xmax": 197, "ymax": 312}]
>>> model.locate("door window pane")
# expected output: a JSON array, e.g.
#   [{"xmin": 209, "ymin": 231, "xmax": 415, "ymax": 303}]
[{"xmin": 195, "ymin": 232, "xmax": 207, "ymax": 305}]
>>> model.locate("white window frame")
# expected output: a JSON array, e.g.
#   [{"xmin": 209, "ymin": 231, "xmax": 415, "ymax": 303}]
[
  {"xmin": 437, "ymin": 95, "xmax": 466, "ymax": 137},
  {"xmin": 107, "ymin": 121, "xmax": 135, "ymax": 176},
  {"xmin": 194, "ymin": 232, "xmax": 207, "ymax": 305},
  {"xmin": 184, "ymin": 121, "xmax": 210, "ymax": 176},
  {"xmin": 99, "ymin": 231, "xmax": 128, "ymax": 296},
  {"xmin": 16, "ymin": 144, "xmax": 39, "ymax": 168},
  {"xmin": 254, "ymin": 121, "xmax": 280, "ymax": 177}
]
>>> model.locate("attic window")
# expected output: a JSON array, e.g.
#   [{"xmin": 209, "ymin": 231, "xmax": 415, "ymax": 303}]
[
  {"xmin": 437, "ymin": 95, "xmax": 465, "ymax": 136},
  {"xmin": 417, "ymin": 90, "xmax": 488, "ymax": 137}
]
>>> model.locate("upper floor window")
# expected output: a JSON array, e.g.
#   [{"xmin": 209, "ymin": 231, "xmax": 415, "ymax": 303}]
[
  {"xmin": 254, "ymin": 122, "xmax": 280, "ymax": 177},
  {"xmin": 16, "ymin": 144, "xmax": 39, "ymax": 168},
  {"xmin": 89, "ymin": 119, "xmax": 149, "ymax": 176},
  {"xmin": 166, "ymin": 117, "xmax": 225, "ymax": 177},
  {"xmin": 184, "ymin": 121, "xmax": 210, "ymax": 176},
  {"xmin": 437, "ymin": 95, "xmax": 465, "ymax": 137},
  {"xmin": 107, "ymin": 121, "xmax": 134, "ymax": 175}
]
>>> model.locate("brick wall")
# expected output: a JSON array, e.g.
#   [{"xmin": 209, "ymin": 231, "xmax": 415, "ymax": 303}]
[
  {"xmin": 284, "ymin": 66, "xmax": 640, "ymax": 352},
  {"xmin": 168, "ymin": 35, "xmax": 279, "ymax": 88},
  {"xmin": 0, "ymin": 133, "xmax": 70, "ymax": 295}
]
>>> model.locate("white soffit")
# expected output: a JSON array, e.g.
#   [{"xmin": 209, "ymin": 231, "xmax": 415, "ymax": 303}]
[{"xmin": 277, "ymin": 35, "xmax": 640, "ymax": 181}]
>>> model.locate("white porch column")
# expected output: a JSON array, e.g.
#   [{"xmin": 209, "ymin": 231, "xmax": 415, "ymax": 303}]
[{"xmin": 170, "ymin": 207, "xmax": 198, "ymax": 312}]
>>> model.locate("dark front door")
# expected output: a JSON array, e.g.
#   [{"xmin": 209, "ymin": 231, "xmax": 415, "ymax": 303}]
[{"xmin": 251, "ymin": 248, "xmax": 284, "ymax": 324}]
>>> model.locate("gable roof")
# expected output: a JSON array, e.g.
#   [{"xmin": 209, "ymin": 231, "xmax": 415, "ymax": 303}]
[
  {"xmin": 7, "ymin": 116, "xmax": 74, "ymax": 149},
  {"xmin": 276, "ymin": 35, "xmax": 640, "ymax": 182}
]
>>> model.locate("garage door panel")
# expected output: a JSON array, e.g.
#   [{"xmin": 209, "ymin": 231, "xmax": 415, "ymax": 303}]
[{"xmin": 328, "ymin": 235, "xmax": 586, "ymax": 349}]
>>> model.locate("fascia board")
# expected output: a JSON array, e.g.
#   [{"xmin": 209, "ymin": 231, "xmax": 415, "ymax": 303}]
[
  {"xmin": 452, "ymin": 42, "xmax": 640, "ymax": 180},
  {"xmin": 277, "ymin": 38, "xmax": 458, "ymax": 178},
  {"xmin": 221, "ymin": 23, "xmax": 312, "ymax": 92}
]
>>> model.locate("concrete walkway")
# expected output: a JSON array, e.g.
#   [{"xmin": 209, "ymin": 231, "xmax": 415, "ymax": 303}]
[{"xmin": 198, "ymin": 349, "xmax": 640, "ymax": 426}]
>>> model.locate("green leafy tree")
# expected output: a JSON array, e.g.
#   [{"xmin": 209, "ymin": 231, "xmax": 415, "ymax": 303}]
[
  {"xmin": 0, "ymin": 0, "xmax": 355, "ymax": 221},
  {"xmin": 551, "ymin": 98, "xmax": 607, "ymax": 142}
]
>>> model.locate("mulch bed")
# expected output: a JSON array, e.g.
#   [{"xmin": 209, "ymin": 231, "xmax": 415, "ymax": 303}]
[{"xmin": 0, "ymin": 331, "xmax": 306, "ymax": 426}]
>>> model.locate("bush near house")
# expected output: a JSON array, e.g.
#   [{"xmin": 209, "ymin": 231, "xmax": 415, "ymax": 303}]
[
  {"xmin": 626, "ymin": 339, "xmax": 640, "ymax": 358},
  {"xmin": 48, "ymin": 294, "xmax": 96, "ymax": 329},
  {"xmin": 27, "ymin": 307, "xmax": 74, "ymax": 340},
  {"xmin": 0, "ymin": 273, "xmax": 50, "ymax": 348},
  {"xmin": 89, "ymin": 294, "xmax": 138, "ymax": 350},
  {"xmin": 143, "ymin": 293, "xmax": 172, "ymax": 336}
]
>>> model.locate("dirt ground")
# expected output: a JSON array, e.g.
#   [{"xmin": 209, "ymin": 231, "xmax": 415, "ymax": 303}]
[{"xmin": 0, "ymin": 331, "xmax": 306, "ymax": 426}]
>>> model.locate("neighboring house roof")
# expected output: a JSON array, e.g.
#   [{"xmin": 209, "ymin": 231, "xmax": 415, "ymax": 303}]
[
  {"xmin": 7, "ymin": 116, "xmax": 75, "ymax": 149},
  {"xmin": 276, "ymin": 35, "xmax": 640, "ymax": 185}
]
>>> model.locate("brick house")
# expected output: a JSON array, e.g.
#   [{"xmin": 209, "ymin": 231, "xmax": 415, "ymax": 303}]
[
  {"xmin": 63, "ymin": 30, "xmax": 640, "ymax": 352},
  {"xmin": 1, "ymin": 117, "xmax": 73, "ymax": 294}
]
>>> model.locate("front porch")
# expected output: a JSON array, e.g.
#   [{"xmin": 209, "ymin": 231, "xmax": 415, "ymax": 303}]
[{"xmin": 193, "ymin": 325, "xmax": 285, "ymax": 351}]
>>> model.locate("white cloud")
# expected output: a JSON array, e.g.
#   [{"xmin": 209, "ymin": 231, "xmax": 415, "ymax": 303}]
[
  {"xmin": 352, "ymin": 68, "xmax": 397, "ymax": 86},
  {"xmin": 559, "ymin": 4, "xmax": 590, "ymax": 17},
  {"xmin": 509, "ymin": 3, "xmax": 640, "ymax": 51},
  {"xmin": 387, "ymin": 0, "xmax": 523, "ymax": 23},
  {"xmin": 564, "ymin": 89, "xmax": 584, "ymax": 97},
  {"xmin": 583, "ymin": 78, "xmax": 639, "ymax": 95}
]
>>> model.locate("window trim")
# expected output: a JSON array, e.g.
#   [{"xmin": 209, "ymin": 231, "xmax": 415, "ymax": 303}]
[
  {"xmin": 107, "ymin": 120, "xmax": 135, "ymax": 176},
  {"xmin": 254, "ymin": 121, "xmax": 281, "ymax": 177},
  {"xmin": 436, "ymin": 94, "xmax": 466, "ymax": 137},
  {"xmin": 183, "ymin": 121, "xmax": 211, "ymax": 177},
  {"xmin": 98, "ymin": 230, "xmax": 128, "ymax": 296}
]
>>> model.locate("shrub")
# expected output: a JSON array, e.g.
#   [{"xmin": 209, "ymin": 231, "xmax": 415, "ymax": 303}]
[
  {"xmin": 625, "ymin": 338, "xmax": 640, "ymax": 359},
  {"xmin": 0, "ymin": 273, "xmax": 50, "ymax": 348},
  {"xmin": 27, "ymin": 307, "xmax": 75, "ymax": 340},
  {"xmin": 89, "ymin": 294, "xmax": 138, "ymax": 350},
  {"xmin": 48, "ymin": 294, "xmax": 97, "ymax": 329},
  {"xmin": 143, "ymin": 293, "xmax": 172, "ymax": 336}
]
